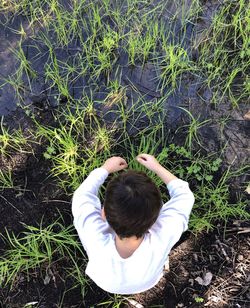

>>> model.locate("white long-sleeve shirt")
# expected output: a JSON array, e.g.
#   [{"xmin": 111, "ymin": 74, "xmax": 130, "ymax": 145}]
[{"xmin": 72, "ymin": 168, "xmax": 195, "ymax": 294}]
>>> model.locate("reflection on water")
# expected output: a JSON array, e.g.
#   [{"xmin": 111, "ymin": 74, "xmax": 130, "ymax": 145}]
[{"xmin": 0, "ymin": 0, "xmax": 215, "ymax": 117}]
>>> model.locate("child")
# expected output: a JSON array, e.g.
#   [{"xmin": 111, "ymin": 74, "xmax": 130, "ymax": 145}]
[{"xmin": 72, "ymin": 154, "xmax": 194, "ymax": 294}]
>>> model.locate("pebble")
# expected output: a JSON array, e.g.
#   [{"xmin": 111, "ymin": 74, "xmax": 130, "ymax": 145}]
[{"xmin": 237, "ymin": 254, "xmax": 244, "ymax": 261}]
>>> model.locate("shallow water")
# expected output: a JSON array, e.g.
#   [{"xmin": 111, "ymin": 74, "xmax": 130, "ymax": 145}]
[
  {"xmin": 0, "ymin": 0, "xmax": 202, "ymax": 117},
  {"xmin": 0, "ymin": 14, "xmax": 27, "ymax": 114}
]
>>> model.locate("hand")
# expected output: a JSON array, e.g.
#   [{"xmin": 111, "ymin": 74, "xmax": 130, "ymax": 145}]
[
  {"xmin": 136, "ymin": 153, "xmax": 177, "ymax": 184},
  {"xmin": 136, "ymin": 154, "xmax": 161, "ymax": 173},
  {"xmin": 102, "ymin": 157, "xmax": 128, "ymax": 174}
]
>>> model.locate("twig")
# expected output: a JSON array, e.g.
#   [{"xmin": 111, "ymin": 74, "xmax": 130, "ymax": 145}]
[
  {"xmin": 41, "ymin": 199, "xmax": 71, "ymax": 204},
  {"xmin": 0, "ymin": 194, "xmax": 22, "ymax": 214},
  {"xmin": 237, "ymin": 228, "xmax": 250, "ymax": 235},
  {"xmin": 126, "ymin": 298, "xmax": 144, "ymax": 308},
  {"xmin": 227, "ymin": 227, "xmax": 250, "ymax": 234},
  {"xmin": 215, "ymin": 236, "xmax": 230, "ymax": 262}
]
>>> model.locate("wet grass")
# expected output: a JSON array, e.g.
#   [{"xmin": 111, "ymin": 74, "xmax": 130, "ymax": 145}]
[
  {"xmin": 2, "ymin": 0, "xmax": 248, "ymax": 106},
  {"xmin": 196, "ymin": 0, "xmax": 250, "ymax": 106},
  {"xmin": 0, "ymin": 217, "xmax": 87, "ymax": 292},
  {"xmin": 0, "ymin": 117, "xmax": 36, "ymax": 157},
  {"xmin": 0, "ymin": 168, "xmax": 13, "ymax": 190},
  {"xmin": 0, "ymin": 0, "xmax": 249, "ymax": 306}
]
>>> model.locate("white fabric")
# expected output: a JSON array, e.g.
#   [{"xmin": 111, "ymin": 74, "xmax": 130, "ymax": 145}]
[{"xmin": 72, "ymin": 168, "xmax": 195, "ymax": 294}]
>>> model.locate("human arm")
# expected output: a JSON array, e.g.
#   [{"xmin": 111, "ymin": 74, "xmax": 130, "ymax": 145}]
[
  {"xmin": 136, "ymin": 153, "xmax": 177, "ymax": 184},
  {"xmin": 136, "ymin": 153, "xmax": 194, "ymax": 231},
  {"xmin": 102, "ymin": 156, "xmax": 128, "ymax": 174},
  {"xmin": 72, "ymin": 157, "xmax": 127, "ymax": 252},
  {"xmin": 73, "ymin": 156, "xmax": 127, "ymax": 212}
]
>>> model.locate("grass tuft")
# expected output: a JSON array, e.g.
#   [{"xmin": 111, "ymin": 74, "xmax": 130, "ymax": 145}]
[{"xmin": 0, "ymin": 217, "xmax": 86, "ymax": 289}]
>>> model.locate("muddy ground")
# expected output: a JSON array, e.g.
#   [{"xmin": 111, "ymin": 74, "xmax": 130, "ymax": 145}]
[{"xmin": 0, "ymin": 1, "xmax": 250, "ymax": 307}]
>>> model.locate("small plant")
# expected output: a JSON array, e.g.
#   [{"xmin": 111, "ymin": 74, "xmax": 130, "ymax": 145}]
[
  {"xmin": 0, "ymin": 168, "xmax": 14, "ymax": 190},
  {"xmin": 194, "ymin": 296, "xmax": 204, "ymax": 303},
  {"xmin": 197, "ymin": 0, "xmax": 250, "ymax": 107},
  {"xmin": 0, "ymin": 218, "xmax": 86, "ymax": 288},
  {"xmin": 36, "ymin": 103, "xmax": 112, "ymax": 192},
  {"xmin": 158, "ymin": 43, "xmax": 194, "ymax": 91},
  {"xmin": 190, "ymin": 165, "xmax": 250, "ymax": 233},
  {"xmin": 177, "ymin": 107, "xmax": 210, "ymax": 151},
  {"xmin": 44, "ymin": 55, "xmax": 71, "ymax": 99},
  {"xmin": 102, "ymin": 27, "xmax": 120, "ymax": 52},
  {"xmin": 0, "ymin": 117, "xmax": 35, "ymax": 157},
  {"xmin": 97, "ymin": 294, "xmax": 127, "ymax": 307},
  {"xmin": 37, "ymin": 118, "xmax": 80, "ymax": 191},
  {"xmin": 105, "ymin": 80, "xmax": 127, "ymax": 108},
  {"xmin": 127, "ymin": 20, "xmax": 160, "ymax": 65}
]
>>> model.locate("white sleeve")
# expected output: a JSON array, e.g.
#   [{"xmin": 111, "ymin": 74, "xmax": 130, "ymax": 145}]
[
  {"xmin": 162, "ymin": 179, "xmax": 195, "ymax": 230},
  {"xmin": 150, "ymin": 179, "xmax": 195, "ymax": 250},
  {"xmin": 72, "ymin": 168, "xmax": 109, "ymax": 254}
]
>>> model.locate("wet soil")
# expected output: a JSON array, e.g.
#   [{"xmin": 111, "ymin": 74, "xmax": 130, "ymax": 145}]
[
  {"xmin": 0, "ymin": 1, "xmax": 249, "ymax": 307},
  {"xmin": 0, "ymin": 13, "xmax": 31, "ymax": 115}
]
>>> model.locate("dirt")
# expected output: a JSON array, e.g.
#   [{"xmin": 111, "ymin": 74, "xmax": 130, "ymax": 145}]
[
  {"xmin": 1, "ymin": 164, "xmax": 249, "ymax": 308},
  {"xmin": 0, "ymin": 1, "xmax": 250, "ymax": 307},
  {"xmin": 0, "ymin": 113, "xmax": 249, "ymax": 307},
  {"xmin": 0, "ymin": 108, "xmax": 249, "ymax": 307},
  {"xmin": 129, "ymin": 229, "xmax": 250, "ymax": 308}
]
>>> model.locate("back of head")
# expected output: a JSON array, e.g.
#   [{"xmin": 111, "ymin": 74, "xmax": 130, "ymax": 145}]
[{"xmin": 104, "ymin": 170, "xmax": 162, "ymax": 239}]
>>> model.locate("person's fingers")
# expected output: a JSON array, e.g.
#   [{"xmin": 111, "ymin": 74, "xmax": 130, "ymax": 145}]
[
  {"xmin": 136, "ymin": 157, "xmax": 147, "ymax": 166},
  {"xmin": 137, "ymin": 154, "xmax": 149, "ymax": 162},
  {"xmin": 137, "ymin": 154, "xmax": 145, "ymax": 159},
  {"xmin": 120, "ymin": 162, "xmax": 127, "ymax": 168},
  {"xmin": 119, "ymin": 158, "xmax": 127, "ymax": 165},
  {"xmin": 116, "ymin": 158, "xmax": 127, "ymax": 170},
  {"xmin": 136, "ymin": 156, "xmax": 143, "ymax": 162},
  {"xmin": 118, "ymin": 163, "xmax": 127, "ymax": 171}
]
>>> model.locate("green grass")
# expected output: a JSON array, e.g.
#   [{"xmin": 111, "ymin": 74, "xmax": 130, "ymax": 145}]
[
  {"xmin": 196, "ymin": 0, "xmax": 250, "ymax": 107},
  {"xmin": 176, "ymin": 107, "xmax": 210, "ymax": 151},
  {"xmin": 4, "ymin": 0, "xmax": 248, "ymax": 106},
  {"xmin": 0, "ymin": 117, "xmax": 36, "ymax": 157},
  {"xmin": 0, "ymin": 0, "xmax": 249, "ymax": 305},
  {"xmin": 0, "ymin": 168, "xmax": 14, "ymax": 190},
  {"xmin": 0, "ymin": 217, "xmax": 87, "ymax": 289},
  {"xmin": 158, "ymin": 43, "xmax": 194, "ymax": 91},
  {"xmin": 96, "ymin": 294, "xmax": 127, "ymax": 307},
  {"xmin": 36, "ymin": 102, "xmax": 112, "ymax": 192}
]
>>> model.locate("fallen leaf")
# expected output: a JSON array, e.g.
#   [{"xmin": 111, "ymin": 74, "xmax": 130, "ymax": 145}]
[
  {"xmin": 195, "ymin": 271, "xmax": 213, "ymax": 286},
  {"xmin": 245, "ymin": 183, "xmax": 250, "ymax": 194},
  {"xmin": 24, "ymin": 302, "xmax": 38, "ymax": 308},
  {"xmin": 243, "ymin": 110, "xmax": 250, "ymax": 120},
  {"xmin": 43, "ymin": 268, "xmax": 54, "ymax": 285},
  {"xmin": 43, "ymin": 274, "xmax": 51, "ymax": 285},
  {"xmin": 208, "ymin": 295, "xmax": 222, "ymax": 303}
]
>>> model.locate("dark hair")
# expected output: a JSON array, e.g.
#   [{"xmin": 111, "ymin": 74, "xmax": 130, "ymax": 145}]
[{"xmin": 103, "ymin": 170, "xmax": 162, "ymax": 239}]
